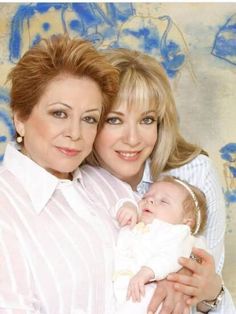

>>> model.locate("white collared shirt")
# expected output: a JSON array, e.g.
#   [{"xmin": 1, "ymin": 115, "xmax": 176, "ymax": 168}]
[{"xmin": 0, "ymin": 143, "xmax": 134, "ymax": 314}]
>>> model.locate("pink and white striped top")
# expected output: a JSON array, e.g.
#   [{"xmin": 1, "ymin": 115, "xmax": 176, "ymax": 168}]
[{"xmin": 0, "ymin": 143, "xmax": 134, "ymax": 314}]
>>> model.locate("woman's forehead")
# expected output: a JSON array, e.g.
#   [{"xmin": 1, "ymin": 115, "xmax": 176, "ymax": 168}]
[{"xmin": 112, "ymin": 95, "xmax": 157, "ymax": 113}]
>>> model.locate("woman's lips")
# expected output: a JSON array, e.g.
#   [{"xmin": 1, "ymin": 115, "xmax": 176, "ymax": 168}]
[
  {"xmin": 116, "ymin": 151, "xmax": 140, "ymax": 161},
  {"xmin": 57, "ymin": 147, "xmax": 80, "ymax": 157}
]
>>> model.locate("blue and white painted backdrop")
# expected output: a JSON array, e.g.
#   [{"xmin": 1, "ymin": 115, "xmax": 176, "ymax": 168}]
[{"xmin": 0, "ymin": 2, "xmax": 235, "ymax": 302}]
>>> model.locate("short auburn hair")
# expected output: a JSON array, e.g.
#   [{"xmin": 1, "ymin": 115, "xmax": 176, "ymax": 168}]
[{"xmin": 8, "ymin": 34, "xmax": 119, "ymax": 127}]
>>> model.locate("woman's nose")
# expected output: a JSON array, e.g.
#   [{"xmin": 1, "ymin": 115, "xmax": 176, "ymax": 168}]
[
  {"xmin": 66, "ymin": 121, "xmax": 81, "ymax": 141},
  {"xmin": 123, "ymin": 124, "xmax": 141, "ymax": 146}
]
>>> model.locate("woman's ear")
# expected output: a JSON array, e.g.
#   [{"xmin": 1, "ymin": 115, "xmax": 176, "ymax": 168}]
[{"xmin": 13, "ymin": 113, "xmax": 25, "ymax": 137}]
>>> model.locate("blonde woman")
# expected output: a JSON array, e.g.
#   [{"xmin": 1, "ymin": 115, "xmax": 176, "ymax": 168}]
[{"xmin": 83, "ymin": 48, "xmax": 236, "ymax": 313}]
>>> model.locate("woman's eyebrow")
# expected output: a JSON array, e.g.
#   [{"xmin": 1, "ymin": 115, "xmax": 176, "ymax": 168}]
[
  {"xmin": 48, "ymin": 102, "xmax": 71, "ymax": 109},
  {"xmin": 142, "ymin": 110, "xmax": 157, "ymax": 115},
  {"xmin": 107, "ymin": 110, "xmax": 124, "ymax": 116}
]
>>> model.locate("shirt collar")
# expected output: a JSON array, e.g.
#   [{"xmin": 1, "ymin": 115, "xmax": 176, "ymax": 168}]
[
  {"xmin": 141, "ymin": 158, "xmax": 153, "ymax": 184},
  {"xmin": 3, "ymin": 142, "xmax": 84, "ymax": 214},
  {"xmin": 73, "ymin": 166, "xmax": 86, "ymax": 188}
]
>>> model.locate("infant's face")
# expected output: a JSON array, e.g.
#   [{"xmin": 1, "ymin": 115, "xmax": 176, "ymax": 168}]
[{"xmin": 139, "ymin": 181, "xmax": 188, "ymax": 225}]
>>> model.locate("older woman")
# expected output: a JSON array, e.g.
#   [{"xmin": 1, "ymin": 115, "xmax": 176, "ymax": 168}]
[
  {"xmin": 0, "ymin": 34, "xmax": 135, "ymax": 314},
  {"xmin": 83, "ymin": 48, "xmax": 236, "ymax": 313}
]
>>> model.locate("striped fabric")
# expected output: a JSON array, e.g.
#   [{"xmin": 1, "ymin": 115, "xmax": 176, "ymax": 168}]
[
  {"xmin": 1, "ymin": 143, "xmax": 235, "ymax": 313},
  {"xmin": 0, "ymin": 144, "xmax": 134, "ymax": 314}
]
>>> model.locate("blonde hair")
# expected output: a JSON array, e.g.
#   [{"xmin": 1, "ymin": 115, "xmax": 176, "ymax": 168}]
[
  {"xmin": 8, "ymin": 34, "xmax": 119, "ymax": 135},
  {"xmin": 156, "ymin": 175, "xmax": 207, "ymax": 234},
  {"xmin": 93, "ymin": 48, "xmax": 207, "ymax": 179}
]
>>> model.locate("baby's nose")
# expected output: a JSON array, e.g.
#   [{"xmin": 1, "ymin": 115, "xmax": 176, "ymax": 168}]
[{"xmin": 145, "ymin": 198, "xmax": 154, "ymax": 205}]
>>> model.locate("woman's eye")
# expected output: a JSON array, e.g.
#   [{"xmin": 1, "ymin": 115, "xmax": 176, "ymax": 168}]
[
  {"xmin": 141, "ymin": 116, "xmax": 156, "ymax": 125},
  {"xmin": 52, "ymin": 111, "xmax": 67, "ymax": 119},
  {"xmin": 83, "ymin": 116, "xmax": 98, "ymax": 124},
  {"xmin": 106, "ymin": 117, "xmax": 122, "ymax": 125}
]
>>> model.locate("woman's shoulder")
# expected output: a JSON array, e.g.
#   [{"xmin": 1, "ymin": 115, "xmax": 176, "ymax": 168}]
[
  {"xmin": 81, "ymin": 164, "xmax": 121, "ymax": 184},
  {"xmin": 80, "ymin": 164, "xmax": 134, "ymax": 199},
  {"xmin": 0, "ymin": 163, "xmax": 14, "ymax": 184},
  {"xmin": 169, "ymin": 154, "xmax": 213, "ymax": 175},
  {"xmin": 166, "ymin": 154, "xmax": 220, "ymax": 188}
]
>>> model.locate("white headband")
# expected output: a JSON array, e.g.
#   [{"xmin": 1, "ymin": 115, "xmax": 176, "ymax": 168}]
[{"xmin": 174, "ymin": 178, "xmax": 201, "ymax": 235}]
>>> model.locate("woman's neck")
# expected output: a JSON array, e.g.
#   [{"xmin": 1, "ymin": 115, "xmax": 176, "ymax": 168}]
[{"xmin": 121, "ymin": 169, "xmax": 144, "ymax": 191}]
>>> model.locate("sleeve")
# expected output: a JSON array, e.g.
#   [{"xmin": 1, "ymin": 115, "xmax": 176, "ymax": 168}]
[
  {"xmin": 145, "ymin": 225, "xmax": 195, "ymax": 280},
  {"xmin": 193, "ymin": 287, "xmax": 236, "ymax": 314},
  {"xmin": 169, "ymin": 155, "xmax": 225, "ymax": 273},
  {"xmin": 209, "ymin": 287, "xmax": 236, "ymax": 314},
  {"xmin": 169, "ymin": 157, "xmax": 236, "ymax": 314},
  {"xmin": 0, "ymin": 218, "xmax": 40, "ymax": 313},
  {"xmin": 201, "ymin": 158, "xmax": 226, "ymax": 273}
]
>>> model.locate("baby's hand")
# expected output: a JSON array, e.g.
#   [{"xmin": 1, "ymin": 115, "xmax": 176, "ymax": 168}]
[
  {"xmin": 127, "ymin": 267, "xmax": 155, "ymax": 302},
  {"xmin": 116, "ymin": 202, "xmax": 138, "ymax": 228}
]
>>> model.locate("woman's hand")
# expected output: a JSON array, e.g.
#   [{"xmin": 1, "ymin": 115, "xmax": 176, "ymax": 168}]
[
  {"xmin": 147, "ymin": 276, "xmax": 190, "ymax": 314},
  {"xmin": 167, "ymin": 247, "xmax": 222, "ymax": 307}
]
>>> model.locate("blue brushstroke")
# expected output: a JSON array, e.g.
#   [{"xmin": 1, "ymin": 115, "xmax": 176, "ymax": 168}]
[
  {"xmin": 159, "ymin": 16, "xmax": 185, "ymax": 78},
  {"xmin": 9, "ymin": 3, "xmax": 134, "ymax": 61},
  {"xmin": 0, "ymin": 87, "xmax": 10, "ymax": 104},
  {"xmin": 0, "ymin": 87, "xmax": 14, "ymax": 140},
  {"xmin": 220, "ymin": 143, "xmax": 236, "ymax": 162},
  {"xmin": 212, "ymin": 14, "xmax": 236, "ymax": 65},
  {"xmin": 114, "ymin": 14, "xmax": 185, "ymax": 78},
  {"xmin": 42, "ymin": 22, "xmax": 50, "ymax": 32},
  {"xmin": 0, "ymin": 111, "xmax": 15, "ymax": 139},
  {"xmin": 220, "ymin": 143, "xmax": 236, "ymax": 204},
  {"xmin": 122, "ymin": 27, "xmax": 160, "ymax": 53},
  {"xmin": 8, "ymin": 3, "xmax": 185, "ymax": 78},
  {"xmin": 225, "ymin": 190, "xmax": 236, "ymax": 203},
  {"xmin": 0, "ymin": 110, "xmax": 15, "ymax": 161},
  {"xmin": 9, "ymin": 3, "xmax": 66, "ymax": 62},
  {"xmin": 229, "ymin": 166, "xmax": 236, "ymax": 177}
]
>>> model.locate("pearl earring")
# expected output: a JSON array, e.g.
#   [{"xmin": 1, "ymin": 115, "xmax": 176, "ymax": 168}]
[{"xmin": 16, "ymin": 136, "xmax": 23, "ymax": 143}]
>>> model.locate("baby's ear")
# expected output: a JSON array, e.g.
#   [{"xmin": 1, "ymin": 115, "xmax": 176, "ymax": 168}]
[{"xmin": 183, "ymin": 217, "xmax": 194, "ymax": 229}]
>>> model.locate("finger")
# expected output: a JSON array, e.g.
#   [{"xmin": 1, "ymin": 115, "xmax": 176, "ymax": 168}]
[
  {"xmin": 135, "ymin": 283, "xmax": 141, "ymax": 302},
  {"xmin": 120, "ymin": 213, "xmax": 130, "ymax": 226},
  {"xmin": 183, "ymin": 306, "xmax": 191, "ymax": 314},
  {"xmin": 140, "ymin": 283, "xmax": 145, "ymax": 297},
  {"xmin": 186, "ymin": 296, "xmax": 199, "ymax": 306},
  {"xmin": 117, "ymin": 210, "xmax": 125, "ymax": 225},
  {"xmin": 172, "ymin": 301, "xmax": 189, "ymax": 314},
  {"xmin": 159, "ymin": 299, "xmax": 173, "ymax": 314},
  {"xmin": 130, "ymin": 215, "xmax": 137, "ymax": 228},
  {"xmin": 127, "ymin": 284, "xmax": 132, "ymax": 300},
  {"xmin": 116, "ymin": 208, "xmax": 126, "ymax": 222},
  {"xmin": 191, "ymin": 247, "xmax": 214, "ymax": 265},
  {"xmin": 130, "ymin": 282, "xmax": 137, "ymax": 302},
  {"xmin": 178, "ymin": 257, "xmax": 201, "ymax": 274},
  {"xmin": 167, "ymin": 273, "xmax": 199, "ymax": 288},
  {"xmin": 174, "ymin": 282, "xmax": 199, "ymax": 297},
  {"xmin": 147, "ymin": 286, "xmax": 165, "ymax": 313}
]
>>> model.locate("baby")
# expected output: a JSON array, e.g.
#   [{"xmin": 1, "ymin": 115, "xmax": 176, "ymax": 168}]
[{"xmin": 113, "ymin": 175, "xmax": 207, "ymax": 314}]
